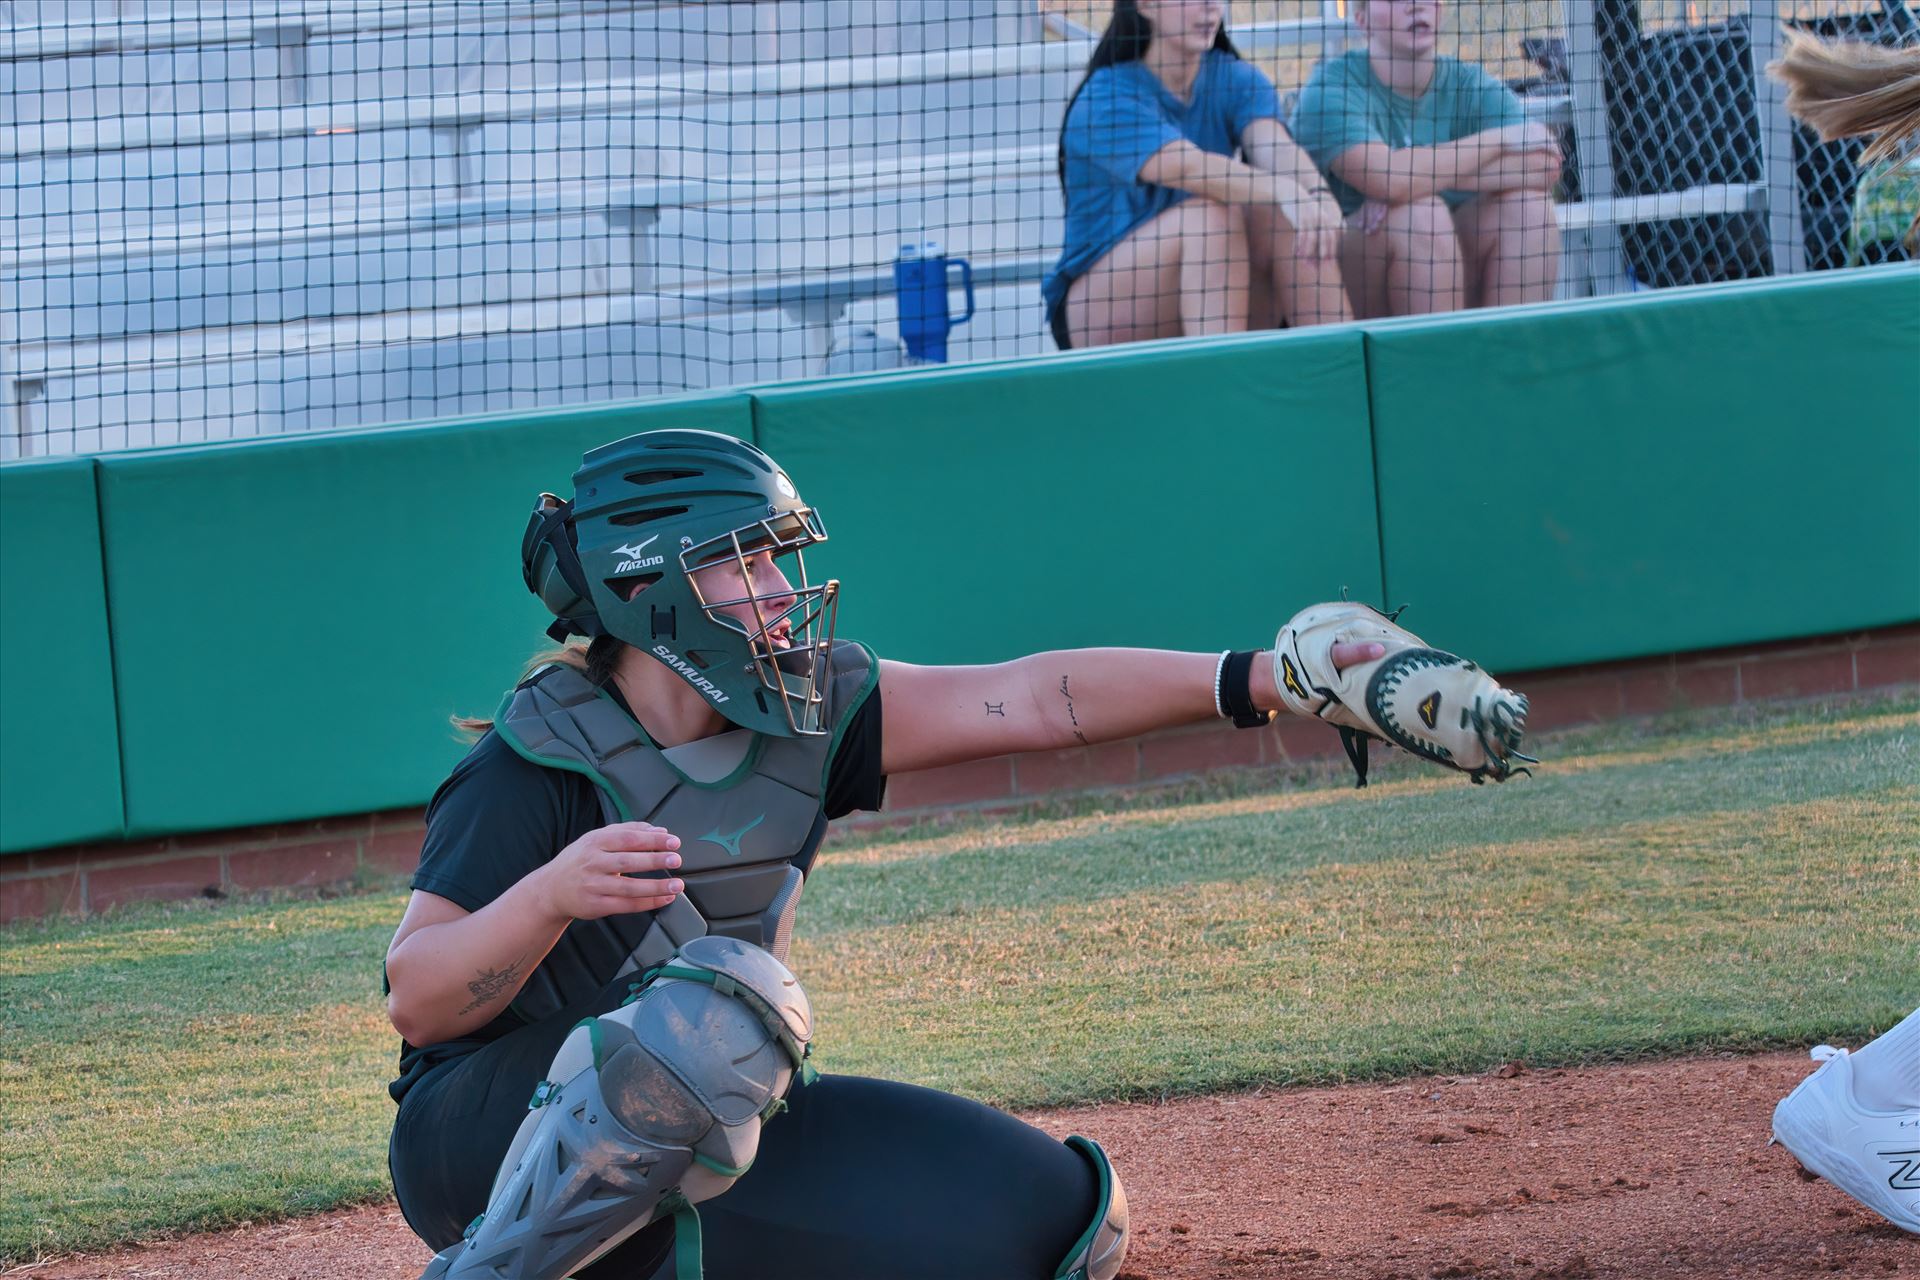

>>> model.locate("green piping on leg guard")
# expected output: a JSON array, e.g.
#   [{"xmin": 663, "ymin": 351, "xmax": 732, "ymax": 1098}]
[
  {"xmin": 658, "ymin": 1194, "xmax": 704, "ymax": 1280},
  {"xmin": 1055, "ymin": 1135, "xmax": 1130, "ymax": 1280}
]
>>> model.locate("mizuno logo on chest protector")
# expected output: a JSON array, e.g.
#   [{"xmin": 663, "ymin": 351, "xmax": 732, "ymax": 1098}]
[{"xmin": 699, "ymin": 814, "xmax": 767, "ymax": 858}]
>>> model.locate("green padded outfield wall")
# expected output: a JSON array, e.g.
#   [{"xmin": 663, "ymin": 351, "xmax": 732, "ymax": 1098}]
[
  {"xmin": 1366, "ymin": 267, "xmax": 1920, "ymax": 674},
  {"xmin": 753, "ymin": 327, "xmax": 1384, "ymax": 664},
  {"xmin": 6, "ymin": 270, "xmax": 1916, "ymax": 852},
  {"xmin": 95, "ymin": 393, "xmax": 750, "ymax": 838},
  {"xmin": 0, "ymin": 460, "xmax": 125, "ymax": 852}
]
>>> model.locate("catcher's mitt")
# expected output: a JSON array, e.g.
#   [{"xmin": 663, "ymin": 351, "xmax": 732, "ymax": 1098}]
[{"xmin": 1272, "ymin": 602, "xmax": 1534, "ymax": 787}]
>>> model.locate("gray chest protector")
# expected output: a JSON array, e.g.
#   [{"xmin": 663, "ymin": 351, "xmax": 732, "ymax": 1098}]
[{"xmin": 495, "ymin": 640, "xmax": 875, "ymax": 1023}]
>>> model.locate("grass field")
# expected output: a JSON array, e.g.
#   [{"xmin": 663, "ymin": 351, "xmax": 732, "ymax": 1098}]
[{"xmin": 2, "ymin": 693, "xmax": 1915, "ymax": 1264}]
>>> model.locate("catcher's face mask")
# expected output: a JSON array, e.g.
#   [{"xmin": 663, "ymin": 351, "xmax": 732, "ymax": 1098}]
[{"xmin": 680, "ymin": 509, "xmax": 841, "ymax": 736}]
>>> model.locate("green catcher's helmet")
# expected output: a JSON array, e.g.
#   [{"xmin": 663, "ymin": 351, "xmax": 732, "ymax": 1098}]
[{"xmin": 521, "ymin": 429, "xmax": 841, "ymax": 737}]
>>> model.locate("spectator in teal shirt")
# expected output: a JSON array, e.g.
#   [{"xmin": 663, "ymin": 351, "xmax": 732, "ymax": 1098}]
[
  {"xmin": 1044, "ymin": 0, "xmax": 1350, "ymax": 350},
  {"xmin": 1290, "ymin": 0, "xmax": 1560, "ymax": 317}
]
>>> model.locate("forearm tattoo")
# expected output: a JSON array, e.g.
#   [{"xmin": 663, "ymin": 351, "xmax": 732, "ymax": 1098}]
[
  {"xmin": 985, "ymin": 701, "xmax": 1006, "ymax": 716},
  {"xmin": 459, "ymin": 956, "xmax": 527, "ymax": 1015},
  {"xmin": 1059, "ymin": 676, "xmax": 1089, "ymax": 745}
]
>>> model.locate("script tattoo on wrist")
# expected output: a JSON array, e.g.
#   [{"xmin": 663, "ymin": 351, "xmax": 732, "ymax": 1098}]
[
  {"xmin": 1059, "ymin": 676, "xmax": 1089, "ymax": 745},
  {"xmin": 459, "ymin": 956, "xmax": 527, "ymax": 1015}
]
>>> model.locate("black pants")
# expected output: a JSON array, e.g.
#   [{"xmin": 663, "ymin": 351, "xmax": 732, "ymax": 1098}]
[{"xmin": 390, "ymin": 973, "xmax": 1098, "ymax": 1279}]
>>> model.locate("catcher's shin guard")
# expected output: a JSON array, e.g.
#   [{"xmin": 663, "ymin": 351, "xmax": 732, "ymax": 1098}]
[
  {"xmin": 1056, "ymin": 1136, "xmax": 1131, "ymax": 1280},
  {"xmin": 417, "ymin": 935, "xmax": 812, "ymax": 1280}
]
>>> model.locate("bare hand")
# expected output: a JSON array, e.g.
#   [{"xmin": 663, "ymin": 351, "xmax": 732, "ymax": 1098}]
[
  {"xmin": 534, "ymin": 821, "xmax": 684, "ymax": 922},
  {"xmin": 1281, "ymin": 187, "xmax": 1346, "ymax": 262},
  {"xmin": 1356, "ymin": 198, "xmax": 1391, "ymax": 236},
  {"xmin": 1253, "ymin": 641, "xmax": 1387, "ymax": 714},
  {"xmin": 1493, "ymin": 122, "xmax": 1555, "ymax": 154}
]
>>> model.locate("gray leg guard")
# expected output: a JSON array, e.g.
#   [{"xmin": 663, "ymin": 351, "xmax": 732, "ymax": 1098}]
[
  {"xmin": 418, "ymin": 935, "xmax": 812, "ymax": 1280},
  {"xmin": 1056, "ymin": 1136, "xmax": 1131, "ymax": 1280}
]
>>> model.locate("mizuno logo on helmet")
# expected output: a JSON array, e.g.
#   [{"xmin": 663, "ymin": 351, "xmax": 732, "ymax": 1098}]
[
  {"xmin": 613, "ymin": 536, "xmax": 665, "ymax": 573},
  {"xmin": 652, "ymin": 644, "xmax": 730, "ymax": 704}
]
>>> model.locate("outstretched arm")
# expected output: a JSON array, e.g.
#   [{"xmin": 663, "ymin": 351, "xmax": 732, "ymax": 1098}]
[{"xmin": 878, "ymin": 643, "xmax": 1382, "ymax": 777}]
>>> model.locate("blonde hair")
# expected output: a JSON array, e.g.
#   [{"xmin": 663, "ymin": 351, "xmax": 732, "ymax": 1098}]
[
  {"xmin": 452, "ymin": 635, "xmax": 627, "ymax": 736},
  {"xmin": 1769, "ymin": 29, "xmax": 1920, "ymax": 252},
  {"xmin": 1769, "ymin": 29, "xmax": 1920, "ymax": 165}
]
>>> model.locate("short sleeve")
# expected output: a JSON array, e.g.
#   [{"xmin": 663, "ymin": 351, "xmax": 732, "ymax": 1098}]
[
  {"xmin": 1289, "ymin": 56, "xmax": 1382, "ymax": 170},
  {"xmin": 1064, "ymin": 67, "xmax": 1183, "ymax": 188},
  {"xmin": 824, "ymin": 671, "xmax": 885, "ymax": 818},
  {"xmin": 410, "ymin": 732, "xmax": 594, "ymax": 913},
  {"xmin": 1454, "ymin": 61, "xmax": 1529, "ymax": 134},
  {"xmin": 1219, "ymin": 56, "xmax": 1282, "ymax": 144}
]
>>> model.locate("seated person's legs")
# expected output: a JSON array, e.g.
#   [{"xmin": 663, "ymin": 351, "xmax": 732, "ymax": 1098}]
[
  {"xmin": 1243, "ymin": 140, "xmax": 1351, "ymax": 330},
  {"xmin": 1338, "ymin": 197, "xmax": 1465, "ymax": 319},
  {"xmin": 1066, "ymin": 198, "xmax": 1250, "ymax": 348},
  {"xmin": 1246, "ymin": 201, "xmax": 1352, "ymax": 329},
  {"xmin": 1451, "ymin": 191, "xmax": 1559, "ymax": 309}
]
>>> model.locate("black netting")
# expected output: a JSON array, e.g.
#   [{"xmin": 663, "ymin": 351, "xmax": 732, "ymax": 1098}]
[{"xmin": 1, "ymin": 1, "xmax": 1910, "ymax": 458}]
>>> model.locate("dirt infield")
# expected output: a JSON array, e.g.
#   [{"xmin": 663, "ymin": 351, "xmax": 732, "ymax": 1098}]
[{"xmin": 13, "ymin": 1051, "xmax": 1914, "ymax": 1280}]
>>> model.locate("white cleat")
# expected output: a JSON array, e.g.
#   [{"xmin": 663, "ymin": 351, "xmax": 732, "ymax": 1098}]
[{"xmin": 1772, "ymin": 1046, "xmax": 1920, "ymax": 1234}]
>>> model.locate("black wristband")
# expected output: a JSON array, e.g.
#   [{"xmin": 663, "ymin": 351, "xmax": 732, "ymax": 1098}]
[{"xmin": 1221, "ymin": 649, "xmax": 1271, "ymax": 729}]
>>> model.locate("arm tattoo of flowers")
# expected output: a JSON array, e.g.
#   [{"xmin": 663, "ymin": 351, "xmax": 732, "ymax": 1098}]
[{"xmin": 459, "ymin": 956, "xmax": 528, "ymax": 1015}]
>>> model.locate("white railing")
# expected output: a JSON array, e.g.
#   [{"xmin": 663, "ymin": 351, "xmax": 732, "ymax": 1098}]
[
  {"xmin": 1, "ymin": 1, "xmax": 1824, "ymax": 455},
  {"xmin": 2, "ymin": 39, "xmax": 1093, "ymax": 160},
  {"xmin": 0, "ymin": 1, "xmax": 666, "ymax": 60}
]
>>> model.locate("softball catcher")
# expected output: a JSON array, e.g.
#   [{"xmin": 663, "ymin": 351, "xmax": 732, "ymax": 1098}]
[{"xmin": 384, "ymin": 429, "xmax": 1529, "ymax": 1280}]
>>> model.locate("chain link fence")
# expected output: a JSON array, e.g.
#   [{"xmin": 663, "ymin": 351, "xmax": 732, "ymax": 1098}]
[{"xmin": 1, "ymin": 0, "xmax": 1910, "ymax": 458}]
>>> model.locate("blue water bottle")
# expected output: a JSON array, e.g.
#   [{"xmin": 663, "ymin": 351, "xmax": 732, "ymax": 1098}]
[{"xmin": 892, "ymin": 240, "xmax": 975, "ymax": 363}]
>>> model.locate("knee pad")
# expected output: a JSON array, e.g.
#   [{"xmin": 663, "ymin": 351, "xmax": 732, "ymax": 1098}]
[
  {"xmin": 1057, "ymin": 1135, "xmax": 1131, "ymax": 1280},
  {"xmin": 418, "ymin": 935, "xmax": 812, "ymax": 1280}
]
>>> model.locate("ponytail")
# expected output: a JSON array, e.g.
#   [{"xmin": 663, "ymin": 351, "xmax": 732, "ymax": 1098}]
[{"xmin": 451, "ymin": 634, "xmax": 629, "ymax": 737}]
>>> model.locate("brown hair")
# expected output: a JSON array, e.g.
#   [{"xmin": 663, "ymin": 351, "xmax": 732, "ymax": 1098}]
[{"xmin": 452, "ymin": 634, "xmax": 629, "ymax": 736}]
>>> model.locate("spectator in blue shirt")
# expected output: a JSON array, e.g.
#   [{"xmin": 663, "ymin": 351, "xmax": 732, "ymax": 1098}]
[
  {"xmin": 1290, "ymin": 0, "xmax": 1561, "ymax": 317},
  {"xmin": 1044, "ymin": 0, "xmax": 1350, "ymax": 350}
]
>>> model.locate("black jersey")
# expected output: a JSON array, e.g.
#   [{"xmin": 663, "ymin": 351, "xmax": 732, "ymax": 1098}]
[{"xmin": 388, "ymin": 673, "xmax": 885, "ymax": 1105}]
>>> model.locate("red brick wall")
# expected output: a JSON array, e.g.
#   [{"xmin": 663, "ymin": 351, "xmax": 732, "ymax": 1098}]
[
  {"xmin": 1, "ymin": 809, "xmax": 429, "ymax": 924},
  {"xmin": 5, "ymin": 623, "xmax": 1915, "ymax": 925}
]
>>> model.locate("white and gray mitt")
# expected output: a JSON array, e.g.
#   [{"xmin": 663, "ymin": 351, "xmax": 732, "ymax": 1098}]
[{"xmin": 1272, "ymin": 601, "xmax": 1534, "ymax": 787}]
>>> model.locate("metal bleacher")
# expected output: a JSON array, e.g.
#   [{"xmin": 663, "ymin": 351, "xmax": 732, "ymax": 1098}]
[{"xmin": 0, "ymin": 1, "xmax": 1810, "ymax": 458}]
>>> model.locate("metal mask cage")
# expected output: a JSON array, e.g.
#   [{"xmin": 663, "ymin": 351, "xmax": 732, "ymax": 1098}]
[{"xmin": 681, "ymin": 507, "xmax": 839, "ymax": 736}]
